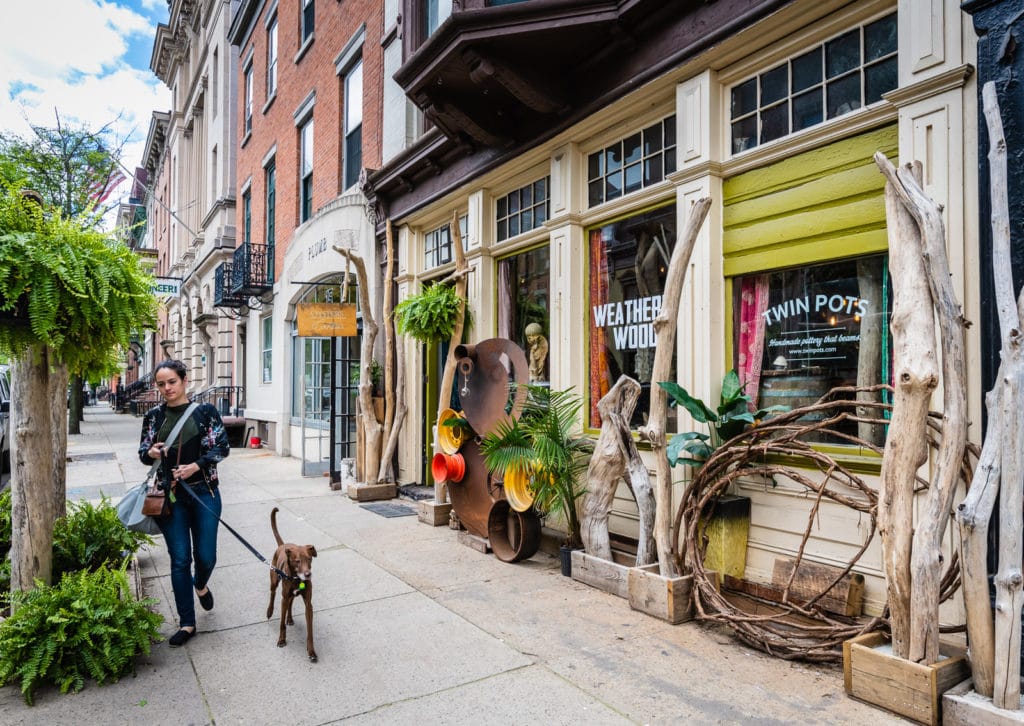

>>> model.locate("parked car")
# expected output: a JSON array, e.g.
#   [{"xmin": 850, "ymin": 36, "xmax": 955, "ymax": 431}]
[{"xmin": 0, "ymin": 364, "xmax": 9, "ymax": 474}]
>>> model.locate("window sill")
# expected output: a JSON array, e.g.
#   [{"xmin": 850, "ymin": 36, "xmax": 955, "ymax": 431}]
[
  {"xmin": 240, "ymin": 130, "xmax": 252, "ymax": 149},
  {"xmin": 262, "ymin": 92, "xmax": 277, "ymax": 115},
  {"xmin": 294, "ymin": 34, "xmax": 315, "ymax": 64}
]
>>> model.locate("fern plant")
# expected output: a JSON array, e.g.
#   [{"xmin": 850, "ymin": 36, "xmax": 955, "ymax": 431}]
[
  {"xmin": 480, "ymin": 385, "xmax": 593, "ymax": 548},
  {"xmin": 0, "ymin": 563, "xmax": 163, "ymax": 705},
  {"xmin": 51, "ymin": 498, "xmax": 153, "ymax": 580},
  {"xmin": 393, "ymin": 283, "xmax": 470, "ymax": 344}
]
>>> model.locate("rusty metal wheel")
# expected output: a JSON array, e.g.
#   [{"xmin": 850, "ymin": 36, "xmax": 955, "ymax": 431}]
[{"xmin": 487, "ymin": 499, "xmax": 541, "ymax": 563}]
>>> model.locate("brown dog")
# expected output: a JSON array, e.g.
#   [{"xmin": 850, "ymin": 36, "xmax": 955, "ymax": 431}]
[{"xmin": 266, "ymin": 507, "xmax": 318, "ymax": 662}]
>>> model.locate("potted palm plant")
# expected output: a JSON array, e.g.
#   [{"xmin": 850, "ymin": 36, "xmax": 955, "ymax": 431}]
[{"xmin": 480, "ymin": 385, "xmax": 593, "ymax": 575}]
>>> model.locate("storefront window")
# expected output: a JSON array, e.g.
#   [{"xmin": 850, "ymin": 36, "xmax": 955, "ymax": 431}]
[
  {"xmin": 588, "ymin": 203, "xmax": 676, "ymax": 429},
  {"xmin": 498, "ymin": 246, "xmax": 550, "ymax": 384},
  {"xmin": 732, "ymin": 254, "xmax": 891, "ymax": 445}
]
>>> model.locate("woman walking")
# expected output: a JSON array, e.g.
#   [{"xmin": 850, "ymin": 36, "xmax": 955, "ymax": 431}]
[{"xmin": 139, "ymin": 359, "xmax": 230, "ymax": 646}]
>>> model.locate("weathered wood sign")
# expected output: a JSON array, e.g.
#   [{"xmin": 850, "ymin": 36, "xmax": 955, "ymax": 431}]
[{"xmin": 296, "ymin": 302, "xmax": 356, "ymax": 337}]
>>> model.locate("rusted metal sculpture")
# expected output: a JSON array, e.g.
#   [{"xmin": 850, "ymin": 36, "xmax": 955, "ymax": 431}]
[{"xmin": 432, "ymin": 337, "xmax": 541, "ymax": 562}]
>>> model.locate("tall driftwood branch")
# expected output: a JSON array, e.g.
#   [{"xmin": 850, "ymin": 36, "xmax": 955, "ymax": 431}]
[
  {"xmin": 977, "ymin": 81, "xmax": 1024, "ymax": 709},
  {"xmin": 333, "ymin": 245, "xmax": 382, "ymax": 484},
  {"xmin": 378, "ymin": 219, "xmax": 407, "ymax": 483},
  {"xmin": 876, "ymin": 152, "xmax": 969, "ymax": 665},
  {"xmin": 638, "ymin": 197, "xmax": 711, "ymax": 577},
  {"xmin": 581, "ymin": 376, "xmax": 656, "ymax": 565},
  {"xmin": 874, "ymin": 156, "xmax": 938, "ymax": 660},
  {"xmin": 433, "ymin": 210, "xmax": 470, "ymax": 503}
]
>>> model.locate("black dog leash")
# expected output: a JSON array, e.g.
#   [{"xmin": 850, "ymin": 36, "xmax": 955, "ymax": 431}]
[{"xmin": 174, "ymin": 478, "xmax": 302, "ymax": 584}]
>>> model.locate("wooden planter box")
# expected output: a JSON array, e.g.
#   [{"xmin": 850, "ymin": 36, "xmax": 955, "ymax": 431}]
[
  {"xmin": 627, "ymin": 564, "xmax": 695, "ymax": 624},
  {"xmin": 843, "ymin": 631, "xmax": 969, "ymax": 725},
  {"xmin": 571, "ymin": 550, "xmax": 630, "ymax": 598}
]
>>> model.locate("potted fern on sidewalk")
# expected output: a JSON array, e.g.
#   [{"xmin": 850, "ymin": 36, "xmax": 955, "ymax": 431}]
[{"xmin": 480, "ymin": 385, "xmax": 593, "ymax": 574}]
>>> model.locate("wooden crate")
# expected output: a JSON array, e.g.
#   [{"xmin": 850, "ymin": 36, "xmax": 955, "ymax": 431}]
[
  {"xmin": 571, "ymin": 550, "xmax": 630, "ymax": 598},
  {"xmin": 417, "ymin": 500, "xmax": 452, "ymax": 526},
  {"xmin": 627, "ymin": 564, "xmax": 694, "ymax": 624},
  {"xmin": 843, "ymin": 631, "xmax": 969, "ymax": 725}
]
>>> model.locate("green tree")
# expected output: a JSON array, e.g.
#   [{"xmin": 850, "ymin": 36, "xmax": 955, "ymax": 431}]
[
  {"xmin": 0, "ymin": 113, "xmax": 131, "ymax": 434},
  {"xmin": 0, "ymin": 183, "xmax": 156, "ymax": 598}
]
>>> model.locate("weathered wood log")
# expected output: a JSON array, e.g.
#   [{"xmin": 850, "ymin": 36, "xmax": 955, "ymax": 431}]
[
  {"xmin": 332, "ymin": 246, "xmax": 382, "ymax": 485},
  {"xmin": 876, "ymin": 152, "xmax": 969, "ymax": 666},
  {"xmin": 980, "ymin": 80, "xmax": 1024, "ymax": 710},
  {"xmin": 433, "ymin": 210, "xmax": 470, "ymax": 504},
  {"xmin": 874, "ymin": 156, "xmax": 938, "ymax": 660},
  {"xmin": 638, "ymin": 197, "xmax": 711, "ymax": 577},
  {"xmin": 378, "ymin": 219, "xmax": 407, "ymax": 484},
  {"xmin": 771, "ymin": 558, "xmax": 865, "ymax": 617},
  {"xmin": 581, "ymin": 376, "xmax": 655, "ymax": 565}
]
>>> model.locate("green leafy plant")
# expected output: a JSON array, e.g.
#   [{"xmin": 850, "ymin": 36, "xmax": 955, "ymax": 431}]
[
  {"xmin": 51, "ymin": 498, "xmax": 153, "ymax": 580},
  {"xmin": 660, "ymin": 369, "xmax": 788, "ymax": 469},
  {"xmin": 393, "ymin": 283, "xmax": 471, "ymax": 344},
  {"xmin": 0, "ymin": 563, "xmax": 163, "ymax": 705},
  {"xmin": 350, "ymin": 358, "xmax": 383, "ymax": 395},
  {"xmin": 480, "ymin": 385, "xmax": 594, "ymax": 548}
]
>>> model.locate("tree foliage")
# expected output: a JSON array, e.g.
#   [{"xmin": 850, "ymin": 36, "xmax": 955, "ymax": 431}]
[
  {"xmin": 0, "ymin": 184, "xmax": 156, "ymax": 376},
  {"xmin": 0, "ymin": 113, "xmax": 126, "ymax": 223}
]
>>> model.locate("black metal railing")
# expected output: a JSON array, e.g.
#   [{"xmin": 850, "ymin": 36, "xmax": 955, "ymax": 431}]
[
  {"xmin": 214, "ymin": 261, "xmax": 246, "ymax": 308},
  {"xmin": 231, "ymin": 242, "xmax": 273, "ymax": 296},
  {"xmin": 192, "ymin": 385, "xmax": 246, "ymax": 418}
]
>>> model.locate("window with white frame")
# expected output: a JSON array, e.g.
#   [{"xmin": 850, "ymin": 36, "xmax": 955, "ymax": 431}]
[
  {"xmin": 267, "ymin": 17, "xmax": 278, "ymax": 99},
  {"xmin": 265, "ymin": 159, "xmax": 276, "ymax": 278},
  {"xmin": 301, "ymin": 0, "xmax": 315, "ymax": 44},
  {"xmin": 425, "ymin": 0, "xmax": 452, "ymax": 37},
  {"xmin": 425, "ymin": 215, "xmax": 467, "ymax": 269},
  {"xmin": 343, "ymin": 59, "xmax": 363, "ymax": 190},
  {"xmin": 729, "ymin": 12, "xmax": 897, "ymax": 154},
  {"xmin": 497, "ymin": 177, "xmax": 549, "ymax": 242},
  {"xmin": 242, "ymin": 189, "xmax": 251, "ymax": 245},
  {"xmin": 261, "ymin": 315, "xmax": 273, "ymax": 383},
  {"xmin": 244, "ymin": 63, "xmax": 253, "ymax": 135},
  {"xmin": 587, "ymin": 115, "xmax": 676, "ymax": 207},
  {"xmin": 299, "ymin": 117, "xmax": 314, "ymax": 222}
]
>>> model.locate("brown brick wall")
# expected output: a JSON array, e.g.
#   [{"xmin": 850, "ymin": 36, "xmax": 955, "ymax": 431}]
[{"xmin": 234, "ymin": 0, "xmax": 384, "ymax": 279}]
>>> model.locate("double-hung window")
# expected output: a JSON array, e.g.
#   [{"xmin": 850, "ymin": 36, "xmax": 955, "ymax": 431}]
[
  {"xmin": 301, "ymin": 0, "xmax": 315, "ymax": 44},
  {"xmin": 299, "ymin": 118, "xmax": 314, "ymax": 223},
  {"xmin": 265, "ymin": 159, "xmax": 276, "ymax": 281},
  {"xmin": 343, "ymin": 60, "xmax": 363, "ymax": 190},
  {"xmin": 242, "ymin": 190, "xmax": 251, "ymax": 245},
  {"xmin": 267, "ymin": 17, "xmax": 278, "ymax": 100},
  {"xmin": 243, "ymin": 63, "xmax": 253, "ymax": 135},
  {"xmin": 261, "ymin": 315, "xmax": 273, "ymax": 383}
]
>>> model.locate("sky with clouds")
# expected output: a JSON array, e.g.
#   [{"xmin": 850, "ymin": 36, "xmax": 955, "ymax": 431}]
[{"xmin": 0, "ymin": 0, "xmax": 171, "ymax": 214}]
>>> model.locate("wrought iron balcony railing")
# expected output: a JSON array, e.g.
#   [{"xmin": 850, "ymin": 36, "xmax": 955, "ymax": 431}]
[
  {"xmin": 231, "ymin": 242, "xmax": 274, "ymax": 297},
  {"xmin": 214, "ymin": 261, "xmax": 247, "ymax": 308}
]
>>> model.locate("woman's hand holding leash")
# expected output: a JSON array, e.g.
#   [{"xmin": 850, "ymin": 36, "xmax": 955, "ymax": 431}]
[
  {"xmin": 148, "ymin": 442, "xmax": 165, "ymax": 459},
  {"xmin": 173, "ymin": 463, "xmax": 200, "ymax": 480}
]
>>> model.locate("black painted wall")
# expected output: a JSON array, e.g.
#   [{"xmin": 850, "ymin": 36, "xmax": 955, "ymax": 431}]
[{"xmin": 963, "ymin": 0, "xmax": 1024, "ymax": 417}]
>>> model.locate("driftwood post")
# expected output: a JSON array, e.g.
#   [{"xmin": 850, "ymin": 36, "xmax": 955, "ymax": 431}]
[
  {"xmin": 432, "ymin": 210, "xmax": 470, "ymax": 504},
  {"xmin": 581, "ymin": 375, "xmax": 656, "ymax": 565},
  {"xmin": 876, "ymin": 153, "xmax": 969, "ymax": 666},
  {"xmin": 639, "ymin": 197, "xmax": 711, "ymax": 577},
  {"xmin": 874, "ymin": 157, "xmax": 938, "ymax": 660},
  {"xmin": 378, "ymin": 219, "xmax": 407, "ymax": 483},
  {"xmin": 332, "ymin": 245, "xmax": 382, "ymax": 484},
  {"xmin": 979, "ymin": 81, "xmax": 1024, "ymax": 710}
]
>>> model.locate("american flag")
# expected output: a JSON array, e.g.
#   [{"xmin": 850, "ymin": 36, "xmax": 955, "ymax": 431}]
[{"xmin": 87, "ymin": 167, "xmax": 127, "ymax": 206}]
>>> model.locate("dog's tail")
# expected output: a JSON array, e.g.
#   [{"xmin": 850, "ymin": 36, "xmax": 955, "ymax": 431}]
[{"xmin": 271, "ymin": 507, "xmax": 284, "ymax": 547}]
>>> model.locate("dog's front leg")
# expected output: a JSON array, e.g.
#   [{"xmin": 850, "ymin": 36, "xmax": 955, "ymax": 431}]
[
  {"xmin": 302, "ymin": 585, "xmax": 316, "ymax": 662},
  {"xmin": 286, "ymin": 587, "xmax": 295, "ymax": 625},
  {"xmin": 267, "ymin": 570, "xmax": 279, "ymax": 620},
  {"xmin": 278, "ymin": 591, "xmax": 292, "ymax": 648}
]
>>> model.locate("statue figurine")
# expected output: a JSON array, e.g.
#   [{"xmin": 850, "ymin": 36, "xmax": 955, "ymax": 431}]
[{"xmin": 524, "ymin": 322, "xmax": 548, "ymax": 383}]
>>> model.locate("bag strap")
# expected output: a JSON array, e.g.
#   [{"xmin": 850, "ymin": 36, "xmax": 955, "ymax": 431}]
[{"xmin": 145, "ymin": 402, "xmax": 199, "ymax": 485}]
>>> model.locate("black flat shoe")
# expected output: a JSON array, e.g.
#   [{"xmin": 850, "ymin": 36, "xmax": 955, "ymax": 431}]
[
  {"xmin": 168, "ymin": 628, "xmax": 196, "ymax": 647},
  {"xmin": 197, "ymin": 588, "xmax": 214, "ymax": 611}
]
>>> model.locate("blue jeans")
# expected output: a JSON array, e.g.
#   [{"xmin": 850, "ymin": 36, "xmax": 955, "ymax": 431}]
[{"xmin": 157, "ymin": 483, "xmax": 221, "ymax": 629}]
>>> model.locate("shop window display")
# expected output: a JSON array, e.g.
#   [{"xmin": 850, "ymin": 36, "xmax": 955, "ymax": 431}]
[
  {"xmin": 498, "ymin": 246, "xmax": 550, "ymax": 383},
  {"xmin": 588, "ymin": 203, "xmax": 676, "ymax": 429},
  {"xmin": 732, "ymin": 254, "xmax": 892, "ymax": 446}
]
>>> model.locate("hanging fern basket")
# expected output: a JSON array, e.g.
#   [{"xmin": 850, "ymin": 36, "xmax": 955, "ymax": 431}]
[{"xmin": 393, "ymin": 283, "xmax": 471, "ymax": 344}]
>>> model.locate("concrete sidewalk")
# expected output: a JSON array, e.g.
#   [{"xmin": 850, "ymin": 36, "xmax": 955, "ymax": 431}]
[{"xmin": 0, "ymin": 405, "xmax": 904, "ymax": 725}]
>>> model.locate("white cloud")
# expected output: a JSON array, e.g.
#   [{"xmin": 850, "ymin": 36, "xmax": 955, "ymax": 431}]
[{"xmin": 0, "ymin": 0, "xmax": 170, "ymax": 216}]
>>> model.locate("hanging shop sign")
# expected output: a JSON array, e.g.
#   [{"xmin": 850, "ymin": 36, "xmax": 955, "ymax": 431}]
[
  {"xmin": 152, "ymin": 276, "xmax": 182, "ymax": 297},
  {"xmin": 296, "ymin": 302, "xmax": 357, "ymax": 336}
]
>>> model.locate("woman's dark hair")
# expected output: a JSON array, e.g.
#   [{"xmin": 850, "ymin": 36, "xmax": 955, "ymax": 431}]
[{"xmin": 154, "ymin": 359, "xmax": 188, "ymax": 381}]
